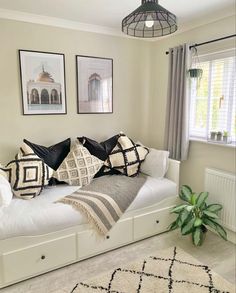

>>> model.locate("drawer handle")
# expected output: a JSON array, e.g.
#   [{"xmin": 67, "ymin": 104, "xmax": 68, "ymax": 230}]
[
  {"xmin": 106, "ymin": 235, "xmax": 110, "ymax": 239},
  {"xmin": 41, "ymin": 255, "xmax": 46, "ymax": 260},
  {"xmin": 156, "ymin": 220, "xmax": 160, "ymax": 224}
]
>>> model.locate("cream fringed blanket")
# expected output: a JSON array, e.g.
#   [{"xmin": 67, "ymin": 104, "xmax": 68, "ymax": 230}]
[{"xmin": 56, "ymin": 175, "xmax": 146, "ymax": 235}]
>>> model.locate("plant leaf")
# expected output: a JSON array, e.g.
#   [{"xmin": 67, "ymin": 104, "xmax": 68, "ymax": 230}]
[
  {"xmin": 168, "ymin": 221, "xmax": 178, "ymax": 231},
  {"xmin": 180, "ymin": 209, "xmax": 189, "ymax": 224},
  {"xmin": 203, "ymin": 210, "xmax": 219, "ymax": 219},
  {"xmin": 186, "ymin": 205, "xmax": 194, "ymax": 212},
  {"xmin": 191, "ymin": 193, "xmax": 197, "ymax": 205},
  {"xmin": 176, "ymin": 214, "xmax": 183, "ymax": 227},
  {"xmin": 192, "ymin": 227, "xmax": 203, "ymax": 246},
  {"xmin": 179, "ymin": 185, "xmax": 192, "ymax": 203},
  {"xmin": 215, "ymin": 223, "xmax": 227, "ymax": 241},
  {"xmin": 196, "ymin": 192, "xmax": 208, "ymax": 207},
  {"xmin": 179, "ymin": 191, "xmax": 189, "ymax": 203},
  {"xmin": 203, "ymin": 218, "xmax": 227, "ymax": 241},
  {"xmin": 171, "ymin": 204, "xmax": 187, "ymax": 214},
  {"xmin": 203, "ymin": 218, "xmax": 217, "ymax": 229},
  {"xmin": 202, "ymin": 202, "xmax": 207, "ymax": 210},
  {"xmin": 206, "ymin": 204, "xmax": 223, "ymax": 213},
  {"xmin": 181, "ymin": 217, "xmax": 195, "ymax": 235},
  {"xmin": 194, "ymin": 218, "xmax": 203, "ymax": 227}
]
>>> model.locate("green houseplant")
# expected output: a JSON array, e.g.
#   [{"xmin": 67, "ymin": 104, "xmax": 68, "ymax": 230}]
[
  {"xmin": 210, "ymin": 131, "xmax": 217, "ymax": 140},
  {"xmin": 188, "ymin": 46, "xmax": 203, "ymax": 87},
  {"xmin": 188, "ymin": 68, "xmax": 203, "ymax": 78},
  {"xmin": 223, "ymin": 131, "xmax": 229, "ymax": 143},
  {"xmin": 169, "ymin": 185, "xmax": 227, "ymax": 246},
  {"xmin": 216, "ymin": 131, "xmax": 223, "ymax": 141}
]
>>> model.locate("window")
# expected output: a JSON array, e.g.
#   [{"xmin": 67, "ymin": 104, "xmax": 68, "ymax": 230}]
[{"xmin": 189, "ymin": 49, "xmax": 236, "ymax": 143}]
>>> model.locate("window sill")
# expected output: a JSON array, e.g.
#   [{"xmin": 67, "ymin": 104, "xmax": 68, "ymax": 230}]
[{"xmin": 190, "ymin": 137, "xmax": 236, "ymax": 149}]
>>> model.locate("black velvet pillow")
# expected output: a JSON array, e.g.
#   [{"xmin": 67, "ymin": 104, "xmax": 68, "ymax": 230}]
[
  {"xmin": 23, "ymin": 138, "xmax": 71, "ymax": 171},
  {"xmin": 77, "ymin": 135, "xmax": 119, "ymax": 161},
  {"xmin": 77, "ymin": 135, "xmax": 121, "ymax": 177}
]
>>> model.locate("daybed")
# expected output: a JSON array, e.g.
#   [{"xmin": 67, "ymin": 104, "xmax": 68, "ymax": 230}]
[{"xmin": 0, "ymin": 159, "xmax": 180, "ymax": 288}]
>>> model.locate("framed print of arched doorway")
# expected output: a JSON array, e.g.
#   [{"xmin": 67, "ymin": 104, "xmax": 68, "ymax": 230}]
[{"xmin": 19, "ymin": 49, "xmax": 67, "ymax": 115}]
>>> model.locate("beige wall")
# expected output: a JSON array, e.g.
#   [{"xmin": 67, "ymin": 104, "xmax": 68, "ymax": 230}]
[
  {"xmin": 0, "ymin": 16, "xmax": 235, "ymax": 192},
  {"xmin": 148, "ymin": 15, "xmax": 236, "ymax": 192},
  {"xmin": 0, "ymin": 19, "xmax": 150, "ymax": 164}
]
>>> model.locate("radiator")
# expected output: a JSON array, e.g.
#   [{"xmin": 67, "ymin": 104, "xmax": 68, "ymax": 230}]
[{"xmin": 205, "ymin": 168, "xmax": 236, "ymax": 232}]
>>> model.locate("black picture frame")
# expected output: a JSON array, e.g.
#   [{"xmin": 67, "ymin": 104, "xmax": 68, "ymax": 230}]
[
  {"xmin": 19, "ymin": 49, "xmax": 67, "ymax": 115},
  {"xmin": 76, "ymin": 55, "xmax": 113, "ymax": 114}
]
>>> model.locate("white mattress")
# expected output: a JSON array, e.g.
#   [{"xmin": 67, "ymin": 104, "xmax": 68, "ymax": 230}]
[{"xmin": 0, "ymin": 176, "xmax": 176, "ymax": 240}]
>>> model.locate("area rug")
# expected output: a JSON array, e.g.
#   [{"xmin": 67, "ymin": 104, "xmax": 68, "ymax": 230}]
[{"xmin": 71, "ymin": 247, "xmax": 235, "ymax": 293}]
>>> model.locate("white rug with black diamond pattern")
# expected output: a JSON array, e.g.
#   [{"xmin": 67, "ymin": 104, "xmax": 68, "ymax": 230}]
[{"xmin": 71, "ymin": 247, "xmax": 235, "ymax": 293}]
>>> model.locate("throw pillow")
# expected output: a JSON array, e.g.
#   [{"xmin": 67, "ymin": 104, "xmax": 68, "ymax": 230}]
[
  {"xmin": 0, "ymin": 164, "xmax": 8, "ymax": 179},
  {"xmin": 53, "ymin": 142, "xmax": 103, "ymax": 186},
  {"xmin": 78, "ymin": 135, "xmax": 120, "ymax": 177},
  {"xmin": 23, "ymin": 138, "xmax": 71, "ymax": 170},
  {"xmin": 77, "ymin": 135, "xmax": 119, "ymax": 160},
  {"xmin": 2, "ymin": 144, "xmax": 53, "ymax": 200},
  {"xmin": 0, "ymin": 171, "xmax": 13, "ymax": 207},
  {"xmin": 140, "ymin": 148, "xmax": 170, "ymax": 179},
  {"xmin": 104, "ymin": 133, "xmax": 149, "ymax": 177}
]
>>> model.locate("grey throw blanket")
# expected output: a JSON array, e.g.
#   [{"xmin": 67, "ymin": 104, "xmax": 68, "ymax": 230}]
[{"xmin": 57, "ymin": 175, "xmax": 146, "ymax": 235}]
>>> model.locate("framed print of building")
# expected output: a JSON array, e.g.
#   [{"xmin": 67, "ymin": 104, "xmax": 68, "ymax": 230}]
[
  {"xmin": 19, "ymin": 50, "xmax": 67, "ymax": 115},
  {"xmin": 76, "ymin": 55, "xmax": 113, "ymax": 114}
]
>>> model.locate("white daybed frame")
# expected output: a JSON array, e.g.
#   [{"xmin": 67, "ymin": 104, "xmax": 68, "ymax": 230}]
[{"xmin": 0, "ymin": 159, "xmax": 180, "ymax": 288}]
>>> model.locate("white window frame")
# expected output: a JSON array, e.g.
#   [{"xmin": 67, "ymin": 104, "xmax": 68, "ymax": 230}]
[{"xmin": 189, "ymin": 49, "xmax": 236, "ymax": 145}]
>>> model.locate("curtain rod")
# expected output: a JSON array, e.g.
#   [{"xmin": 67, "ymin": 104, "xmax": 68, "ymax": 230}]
[{"xmin": 165, "ymin": 34, "xmax": 236, "ymax": 55}]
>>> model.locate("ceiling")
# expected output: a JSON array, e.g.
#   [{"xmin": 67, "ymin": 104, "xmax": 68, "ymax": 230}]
[{"xmin": 0, "ymin": 0, "xmax": 235, "ymax": 36}]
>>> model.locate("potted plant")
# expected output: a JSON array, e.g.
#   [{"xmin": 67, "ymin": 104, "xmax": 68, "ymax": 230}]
[
  {"xmin": 169, "ymin": 185, "xmax": 227, "ymax": 246},
  {"xmin": 216, "ymin": 131, "xmax": 222, "ymax": 141},
  {"xmin": 210, "ymin": 131, "xmax": 217, "ymax": 140},
  {"xmin": 188, "ymin": 68, "xmax": 203, "ymax": 78},
  {"xmin": 223, "ymin": 131, "xmax": 228, "ymax": 143},
  {"xmin": 188, "ymin": 47, "xmax": 203, "ymax": 87}
]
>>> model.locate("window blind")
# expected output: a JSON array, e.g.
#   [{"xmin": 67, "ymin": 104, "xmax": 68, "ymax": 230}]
[{"xmin": 189, "ymin": 49, "xmax": 236, "ymax": 143}]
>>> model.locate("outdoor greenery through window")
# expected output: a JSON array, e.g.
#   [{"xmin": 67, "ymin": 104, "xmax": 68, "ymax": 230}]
[{"xmin": 189, "ymin": 49, "xmax": 236, "ymax": 144}]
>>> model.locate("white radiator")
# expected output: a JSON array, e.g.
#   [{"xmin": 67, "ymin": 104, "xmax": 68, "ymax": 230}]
[{"xmin": 205, "ymin": 168, "xmax": 236, "ymax": 232}]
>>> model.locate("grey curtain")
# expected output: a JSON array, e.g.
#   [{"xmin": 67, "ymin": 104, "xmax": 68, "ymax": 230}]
[{"xmin": 164, "ymin": 44, "xmax": 190, "ymax": 161}]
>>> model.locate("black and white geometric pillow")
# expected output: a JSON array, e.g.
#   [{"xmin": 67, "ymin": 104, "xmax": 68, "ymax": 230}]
[
  {"xmin": 2, "ymin": 144, "xmax": 53, "ymax": 200},
  {"xmin": 104, "ymin": 133, "xmax": 149, "ymax": 177},
  {"xmin": 53, "ymin": 142, "xmax": 104, "ymax": 186}
]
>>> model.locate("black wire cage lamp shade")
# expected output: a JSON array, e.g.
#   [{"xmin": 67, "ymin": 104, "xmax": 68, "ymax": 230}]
[{"xmin": 122, "ymin": 0, "xmax": 177, "ymax": 38}]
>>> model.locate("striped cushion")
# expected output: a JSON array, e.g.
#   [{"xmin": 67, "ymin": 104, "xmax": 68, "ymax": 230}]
[
  {"xmin": 104, "ymin": 133, "xmax": 149, "ymax": 177},
  {"xmin": 1, "ymin": 144, "xmax": 53, "ymax": 200},
  {"xmin": 53, "ymin": 142, "xmax": 103, "ymax": 186}
]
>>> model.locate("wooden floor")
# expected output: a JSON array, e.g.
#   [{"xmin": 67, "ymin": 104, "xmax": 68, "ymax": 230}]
[{"xmin": 2, "ymin": 230, "xmax": 235, "ymax": 293}]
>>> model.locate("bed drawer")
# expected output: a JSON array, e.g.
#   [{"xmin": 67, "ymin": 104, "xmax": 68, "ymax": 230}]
[
  {"xmin": 133, "ymin": 207, "xmax": 173, "ymax": 240},
  {"xmin": 77, "ymin": 218, "xmax": 133, "ymax": 259},
  {"xmin": 2, "ymin": 234, "xmax": 76, "ymax": 284}
]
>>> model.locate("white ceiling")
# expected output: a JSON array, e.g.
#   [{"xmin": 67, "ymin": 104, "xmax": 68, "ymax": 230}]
[{"xmin": 0, "ymin": 0, "xmax": 235, "ymax": 36}]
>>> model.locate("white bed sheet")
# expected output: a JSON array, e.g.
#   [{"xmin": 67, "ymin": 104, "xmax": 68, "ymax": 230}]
[{"xmin": 0, "ymin": 176, "xmax": 176, "ymax": 240}]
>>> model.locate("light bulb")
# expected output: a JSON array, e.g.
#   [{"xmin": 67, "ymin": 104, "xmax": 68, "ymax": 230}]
[{"xmin": 145, "ymin": 15, "xmax": 154, "ymax": 28}]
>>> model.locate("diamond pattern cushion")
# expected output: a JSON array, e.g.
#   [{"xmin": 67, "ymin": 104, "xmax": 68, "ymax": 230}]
[
  {"xmin": 104, "ymin": 133, "xmax": 149, "ymax": 177},
  {"xmin": 1, "ymin": 144, "xmax": 53, "ymax": 200},
  {"xmin": 53, "ymin": 142, "xmax": 103, "ymax": 186}
]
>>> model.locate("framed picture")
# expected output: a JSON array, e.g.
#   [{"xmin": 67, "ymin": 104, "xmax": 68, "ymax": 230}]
[
  {"xmin": 19, "ymin": 50, "xmax": 67, "ymax": 115},
  {"xmin": 76, "ymin": 55, "xmax": 113, "ymax": 114}
]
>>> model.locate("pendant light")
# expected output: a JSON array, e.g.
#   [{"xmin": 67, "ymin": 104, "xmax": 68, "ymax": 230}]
[{"xmin": 122, "ymin": 0, "xmax": 177, "ymax": 38}]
